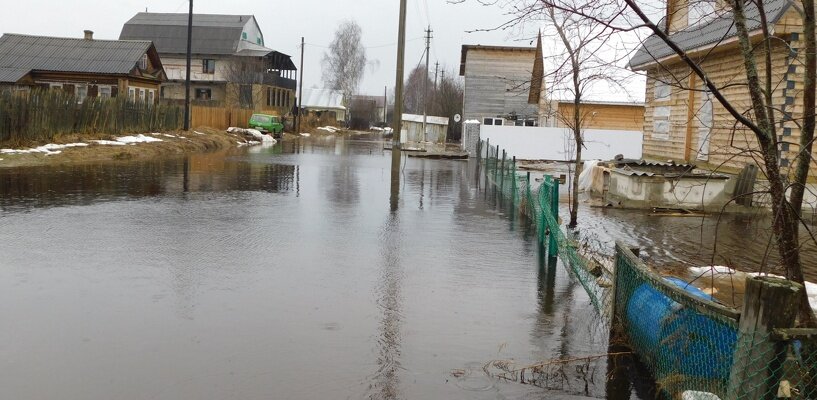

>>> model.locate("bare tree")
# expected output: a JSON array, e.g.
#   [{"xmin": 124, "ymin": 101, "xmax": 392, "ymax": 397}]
[
  {"xmin": 540, "ymin": 0, "xmax": 632, "ymax": 228},
  {"xmin": 322, "ymin": 21, "xmax": 367, "ymax": 107},
  {"xmin": 403, "ymin": 66, "xmax": 430, "ymax": 114},
  {"xmin": 432, "ymin": 68, "xmax": 465, "ymax": 141}
]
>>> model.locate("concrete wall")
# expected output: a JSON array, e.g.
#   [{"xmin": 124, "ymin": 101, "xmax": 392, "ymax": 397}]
[
  {"xmin": 401, "ymin": 121, "xmax": 448, "ymax": 144},
  {"xmin": 481, "ymin": 125, "xmax": 643, "ymax": 160},
  {"xmin": 607, "ymin": 171, "xmax": 733, "ymax": 211}
]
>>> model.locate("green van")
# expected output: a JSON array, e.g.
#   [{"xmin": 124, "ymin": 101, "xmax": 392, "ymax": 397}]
[{"xmin": 249, "ymin": 114, "xmax": 284, "ymax": 137}]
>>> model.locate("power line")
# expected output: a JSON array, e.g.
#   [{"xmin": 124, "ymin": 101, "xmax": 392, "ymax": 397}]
[{"xmin": 304, "ymin": 37, "xmax": 423, "ymax": 50}]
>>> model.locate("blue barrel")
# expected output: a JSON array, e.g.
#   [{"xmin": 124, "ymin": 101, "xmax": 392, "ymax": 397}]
[{"xmin": 626, "ymin": 277, "xmax": 737, "ymax": 380}]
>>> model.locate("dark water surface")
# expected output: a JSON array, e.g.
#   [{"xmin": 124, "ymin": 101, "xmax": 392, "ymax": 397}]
[{"xmin": 0, "ymin": 138, "xmax": 620, "ymax": 399}]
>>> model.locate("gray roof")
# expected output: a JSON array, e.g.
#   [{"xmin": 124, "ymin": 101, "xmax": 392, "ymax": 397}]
[
  {"xmin": 629, "ymin": 0, "xmax": 793, "ymax": 69},
  {"xmin": 120, "ymin": 12, "xmax": 257, "ymax": 55},
  {"xmin": 0, "ymin": 33, "xmax": 154, "ymax": 83}
]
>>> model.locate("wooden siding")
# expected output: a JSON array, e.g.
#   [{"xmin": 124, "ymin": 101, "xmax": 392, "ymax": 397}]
[
  {"xmin": 556, "ymin": 102, "xmax": 645, "ymax": 131},
  {"xmin": 190, "ymin": 106, "xmax": 256, "ymax": 130},
  {"xmin": 463, "ymin": 48, "xmax": 539, "ymax": 122},
  {"xmin": 641, "ymin": 35, "xmax": 792, "ymax": 171}
]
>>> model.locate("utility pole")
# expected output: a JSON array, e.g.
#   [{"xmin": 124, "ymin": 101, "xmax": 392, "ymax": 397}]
[
  {"xmin": 297, "ymin": 37, "xmax": 305, "ymax": 133},
  {"xmin": 391, "ymin": 0, "xmax": 408, "ymax": 212},
  {"xmin": 183, "ymin": 0, "xmax": 193, "ymax": 131},
  {"xmin": 422, "ymin": 26, "xmax": 432, "ymax": 142},
  {"xmin": 384, "ymin": 85, "xmax": 388, "ymax": 125}
]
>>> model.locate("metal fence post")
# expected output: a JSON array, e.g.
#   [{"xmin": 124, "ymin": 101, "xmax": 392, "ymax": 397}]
[
  {"xmin": 500, "ymin": 150, "xmax": 506, "ymax": 195},
  {"xmin": 727, "ymin": 277, "xmax": 803, "ymax": 400},
  {"xmin": 548, "ymin": 176, "xmax": 559, "ymax": 261}
]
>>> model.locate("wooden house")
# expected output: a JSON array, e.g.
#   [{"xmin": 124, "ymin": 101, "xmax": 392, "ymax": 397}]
[
  {"xmin": 630, "ymin": 0, "xmax": 810, "ymax": 172},
  {"xmin": 120, "ymin": 13, "xmax": 297, "ymax": 115},
  {"xmin": 554, "ymin": 101, "xmax": 645, "ymax": 131},
  {"xmin": 459, "ymin": 45, "xmax": 541, "ymax": 127},
  {"xmin": 0, "ymin": 31, "xmax": 166, "ymax": 102}
]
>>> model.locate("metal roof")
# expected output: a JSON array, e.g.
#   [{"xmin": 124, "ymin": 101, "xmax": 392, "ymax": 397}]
[
  {"xmin": 301, "ymin": 88, "xmax": 346, "ymax": 110},
  {"xmin": 629, "ymin": 0, "xmax": 793, "ymax": 69},
  {"xmin": 120, "ymin": 13, "xmax": 258, "ymax": 55},
  {"xmin": 0, "ymin": 33, "xmax": 154, "ymax": 83}
]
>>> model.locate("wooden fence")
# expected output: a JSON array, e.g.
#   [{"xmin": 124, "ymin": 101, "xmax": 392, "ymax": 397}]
[{"xmin": 190, "ymin": 106, "xmax": 266, "ymax": 130}]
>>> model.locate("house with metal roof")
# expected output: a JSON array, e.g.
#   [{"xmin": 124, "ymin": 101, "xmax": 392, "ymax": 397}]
[
  {"xmin": 0, "ymin": 31, "xmax": 166, "ymax": 103},
  {"xmin": 629, "ymin": 0, "xmax": 806, "ymax": 172},
  {"xmin": 120, "ymin": 13, "xmax": 297, "ymax": 115},
  {"xmin": 301, "ymin": 88, "xmax": 346, "ymax": 122}
]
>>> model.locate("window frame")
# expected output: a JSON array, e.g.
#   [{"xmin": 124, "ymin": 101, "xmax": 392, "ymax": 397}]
[{"xmin": 202, "ymin": 59, "xmax": 216, "ymax": 74}]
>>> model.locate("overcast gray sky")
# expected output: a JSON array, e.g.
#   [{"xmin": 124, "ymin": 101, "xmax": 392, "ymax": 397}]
[{"xmin": 1, "ymin": 0, "xmax": 644, "ymax": 101}]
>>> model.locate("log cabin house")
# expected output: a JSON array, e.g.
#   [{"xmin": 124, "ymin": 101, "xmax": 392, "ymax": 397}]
[
  {"xmin": 0, "ymin": 31, "xmax": 166, "ymax": 103},
  {"xmin": 630, "ymin": 0, "xmax": 810, "ymax": 173}
]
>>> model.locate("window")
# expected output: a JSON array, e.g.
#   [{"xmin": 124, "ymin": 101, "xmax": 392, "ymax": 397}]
[
  {"xmin": 160, "ymin": 86, "xmax": 165, "ymax": 98},
  {"xmin": 147, "ymin": 90, "xmax": 155, "ymax": 104},
  {"xmin": 653, "ymin": 106, "xmax": 671, "ymax": 140},
  {"xmin": 140, "ymin": 54, "xmax": 149, "ymax": 70},
  {"xmin": 76, "ymin": 85, "xmax": 87, "ymax": 103},
  {"xmin": 138, "ymin": 89, "xmax": 145, "ymax": 102},
  {"xmin": 654, "ymin": 80, "xmax": 671, "ymax": 102},
  {"xmin": 483, "ymin": 118, "xmax": 493, "ymax": 126},
  {"xmin": 257, "ymin": 38, "xmax": 262, "ymax": 45},
  {"xmin": 242, "ymin": 32, "xmax": 248, "ymax": 40},
  {"xmin": 99, "ymin": 86, "xmax": 112, "ymax": 99},
  {"xmin": 202, "ymin": 59, "xmax": 216, "ymax": 74},
  {"xmin": 129, "ymin": 88, "xmax": 136, "ymax": 101},
  {"xmin": 195, "ymin": 88, "xmax": 212, "ymax": 101}
]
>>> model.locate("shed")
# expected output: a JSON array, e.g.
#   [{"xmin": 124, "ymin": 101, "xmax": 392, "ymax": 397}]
[
  {"xmin": 401, "ymin": 113, "xmax": 449, "ymax": 144},
  {"xmin": 301, "ymin": 88, "xmax": 346, "ymax": 121}
]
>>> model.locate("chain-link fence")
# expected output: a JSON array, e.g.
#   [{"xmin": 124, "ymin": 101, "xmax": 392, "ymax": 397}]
[{"xmin": 478, "ymin": 139, "xmax": 817, "ymax": 400}]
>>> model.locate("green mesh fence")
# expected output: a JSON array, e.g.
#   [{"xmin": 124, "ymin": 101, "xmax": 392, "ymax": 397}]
[{"xmin": 478, "ymin": 139, "xmax": 817, "ymax": 400}]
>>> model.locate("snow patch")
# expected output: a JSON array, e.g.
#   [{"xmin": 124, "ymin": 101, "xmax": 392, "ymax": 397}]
[
  {"xmin": 300, "ymin": 133, "xmax": 311, "ymax": 137},
  {"xmin": 689, "ymin": 266, "xmax": 817, "ymax": 313},
  {"xmin": 317, "ymin": 126, "xmax": 341, "ymax": 133},
  {"xmin": 194, "ymin": 131, "xmax": 206, "ymax": 135},
  {"xmin": 227, "ymin": 127, "xmax": 275, "ymax": 143},
  {"xmin": 92, "ymin": 140, "xmax": 126, "ymax": 146},
  {"xmin": 116, "ymin": 134, "xmax": 163, "ymax": 144},
  {"xmin": 1, "ymin": 142, "xmax": 88, "ymax": 156},
  {"xmin": 464, "ymin": 119, "xmax": 481, "ymax": 124}
]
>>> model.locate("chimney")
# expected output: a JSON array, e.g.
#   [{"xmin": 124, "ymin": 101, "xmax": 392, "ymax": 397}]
[{"xmin": 84, "ymin": 30, "xmax": 94, "ymax": 40}]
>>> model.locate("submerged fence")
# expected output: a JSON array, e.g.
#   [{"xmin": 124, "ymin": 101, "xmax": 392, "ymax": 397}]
[
  {"xmin": 478, "ymin": 139, "xmax": 817, "ymax": 399},
  {"xmin": 0, "ymin": 90, "xmax": 183, "ymax": 144}
]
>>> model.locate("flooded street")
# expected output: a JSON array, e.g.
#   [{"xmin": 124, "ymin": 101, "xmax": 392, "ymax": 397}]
[{"xmin": 0, "ymin": 137, "xmax": 614, "ymax": 400}]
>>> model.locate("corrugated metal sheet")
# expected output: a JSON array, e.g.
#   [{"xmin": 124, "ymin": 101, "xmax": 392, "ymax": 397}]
[
  {"xmin": 120, "ymin": 13, "xmax": 255, "ymax": 55},
  {"xmin": 0, "ymin": 34, "xmax": 153, "ymax": 83},
  {"xmin": 302, "ymin": 88, "xmax": 345, "ymax": 110},
  {"xmin": 629, "ymin": 0, "xmax": 792, "ymax": 69}
]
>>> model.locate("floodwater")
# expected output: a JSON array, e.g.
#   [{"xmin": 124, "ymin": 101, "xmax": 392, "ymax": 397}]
[{"xmin": 0, "ymin": 137, "xmax": 631, "ymax": 400}]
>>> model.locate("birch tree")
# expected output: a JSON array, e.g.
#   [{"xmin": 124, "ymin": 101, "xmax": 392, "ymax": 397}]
[{"xmin": 322, "ymin": 21, "xmax": 367, "ymax": 107}]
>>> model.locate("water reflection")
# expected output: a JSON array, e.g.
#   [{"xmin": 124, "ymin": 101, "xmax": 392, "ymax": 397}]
[
  {"xmin": 368, "ymin": 212, "xmax": 405, "ymax": 400},
  {"xmin": 0, "ymin": 148, "xmax": 298, "ymax": 212}
]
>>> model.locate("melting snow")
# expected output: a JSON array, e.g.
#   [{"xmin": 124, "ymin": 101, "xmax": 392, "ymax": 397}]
[
  {"xmin": 1, "ymin": 143, "xmax": 88, "ymax": 156},
  {"xmin": 227, "ymin": 127, "xmax": 275, "ymax": 143},
  {"xmin": 688, "ymin": 266, "xmax": 817, "ymax": 313}
]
